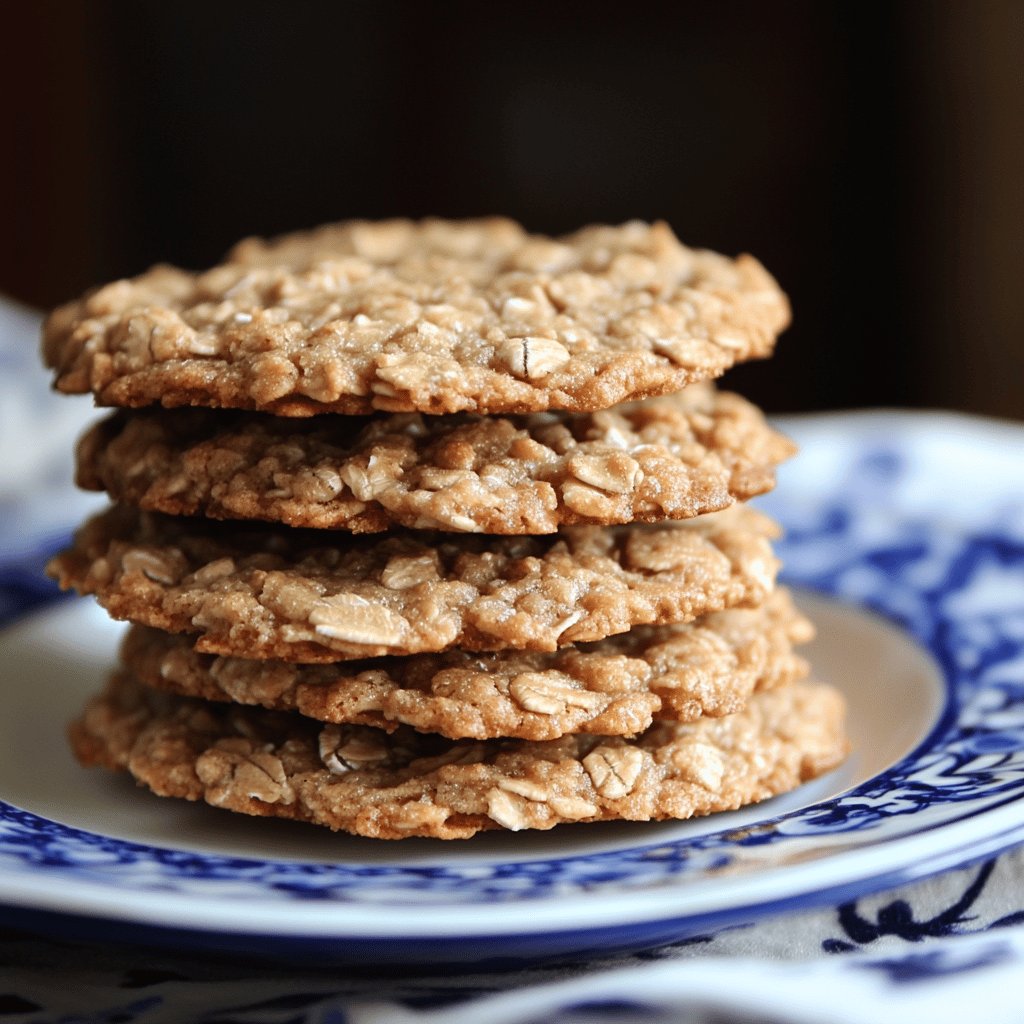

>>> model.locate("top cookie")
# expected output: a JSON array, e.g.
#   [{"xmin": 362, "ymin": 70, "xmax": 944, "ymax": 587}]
[{"xmin": 43, "ymin": 219, "xmax": 789, "ymax": 416}]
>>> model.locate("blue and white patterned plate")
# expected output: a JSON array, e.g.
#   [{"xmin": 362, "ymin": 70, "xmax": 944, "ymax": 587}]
[{"xmin": 1, "ymin": 412, "xmax": 1022, "ymax": 967}]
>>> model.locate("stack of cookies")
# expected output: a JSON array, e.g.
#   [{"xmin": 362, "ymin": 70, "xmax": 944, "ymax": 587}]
[{"xmin": 43, "ymin": 219, "xmax": 847, "ymax": 840}]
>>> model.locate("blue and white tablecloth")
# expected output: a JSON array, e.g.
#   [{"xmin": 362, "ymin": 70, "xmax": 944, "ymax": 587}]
[{"xmin": 2, "ymin": 295, "xmax": 1024, "ymax": 1024}]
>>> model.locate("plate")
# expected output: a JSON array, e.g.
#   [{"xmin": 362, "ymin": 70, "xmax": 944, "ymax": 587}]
[{"xmin": 1, "ymin": 411, "xmax": 1023, "ymax": 967}]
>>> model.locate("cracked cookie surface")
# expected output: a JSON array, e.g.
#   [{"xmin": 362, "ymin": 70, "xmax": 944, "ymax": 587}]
[
  {"xmin": 48, "ymin": 504, "xmax": 780, "ymax": 662},
  {"xmin": 44, "ymin": 218, "xmax": 789, "ymax": 416},
  {"xmin": 70, "ymin": 674, "xmax": 847, "ymax": 839},
  {"xmin": 76, "ymin": 385, "xmax": 794, "ymax": 534},
  {"xmin": 119, "ymin": 588, "xmax": 812, "ymax": 741}
]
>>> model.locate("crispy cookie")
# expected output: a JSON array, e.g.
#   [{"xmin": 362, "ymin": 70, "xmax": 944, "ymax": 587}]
[
  {"xmin": 76, "ymin": 386, "xmax": 794, "ymax": 535},
  {"xmin": 48, "ymin": 505, "xmax": 780, "ymax": 662},
  {"xmin": 70, "ymin": 673, "xmax": 847, "ymax": 839},
  {"xmin": 120, "ymin": 588, "xmax": 812, "ymax": 741},
  {"xmin": 43, "ymin": 219, "xmax": 789, "ymax": 416},
  {"xmin": 77, "ymin": 385, "xmax": 790, "ymax": 536}
]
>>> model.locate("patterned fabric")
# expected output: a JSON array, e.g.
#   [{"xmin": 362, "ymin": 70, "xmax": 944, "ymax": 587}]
[
  {"xmin": 2, "ymin": 858, "xmax": 1024, "ymax": 1024},
  {"xmin": 2, "ymin": 296, "xmax": 1024, "ymax": 1024}
]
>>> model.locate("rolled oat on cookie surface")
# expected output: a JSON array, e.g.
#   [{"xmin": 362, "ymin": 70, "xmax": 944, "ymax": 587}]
[
  {"xmin": 119, "ymin": 587, "xmax": 813, "ymax": 741},
  {"xmin": 43, "ymin": 218, "xmax": 789, "ymax": 416},
  {"xmin": 47, "ymin": 503, "xmax": 781, "ymax": 662},
  {"xmin": 75, "ymin": 385, "xmax": 794, "ymax": 534},
  {"xmin": 69, "ymin": 672, "xmax": 847, "ymax": 840}
]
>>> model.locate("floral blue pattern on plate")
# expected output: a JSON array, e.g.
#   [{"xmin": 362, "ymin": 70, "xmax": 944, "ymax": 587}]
[{"xmin": 0, "ymin": 412, "xmax": 1022, "ymax": 965}]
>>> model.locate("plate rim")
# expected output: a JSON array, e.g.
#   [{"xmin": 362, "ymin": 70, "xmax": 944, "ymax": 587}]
[{"xmin": 3, "ymin": 789, "xmax": 1024, "ymax": 939}]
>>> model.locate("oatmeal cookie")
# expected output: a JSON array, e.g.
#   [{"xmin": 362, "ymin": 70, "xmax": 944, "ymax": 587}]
[
  {"xmin": 120, "ymin": 588, "xmax": 812, "ymax": 741},
  {"xmin": 77, "ymin": 380, "xmax": 790, "ymax": 532},
  {"xmin": 44, "ymin": 219, "xmax": 789, "ymax": 416},
  {"xmin": 76, "ymin": 386, "xmax": 794, "ymax": 534},
  {"xmin": 70, "ymin": 673, "xmax": 847, "ymax": 839},
  {"xmin": 48, "ymin": 504, "xmax": 780, "ymax": 662}
]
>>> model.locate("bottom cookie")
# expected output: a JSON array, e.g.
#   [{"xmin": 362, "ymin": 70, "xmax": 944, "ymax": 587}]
[{"xmin": 70, "ymin": 675, "xmax": 848, "ymax": 840}]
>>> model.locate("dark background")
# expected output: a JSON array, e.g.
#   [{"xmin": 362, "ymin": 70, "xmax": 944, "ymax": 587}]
[{"xmin": 4, "ymin": 1, "xmax": 1022, "ymax": 418}]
